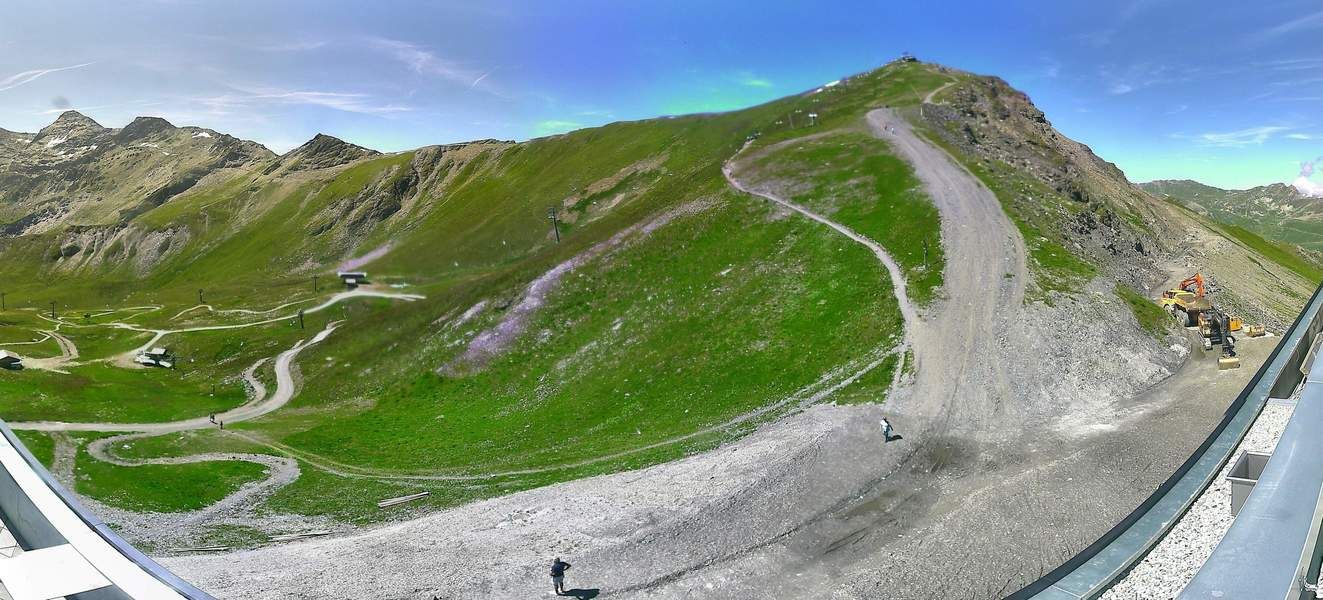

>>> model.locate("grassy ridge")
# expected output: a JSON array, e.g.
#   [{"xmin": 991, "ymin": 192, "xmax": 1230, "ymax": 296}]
[
  {"xmin": 0, "ymin": 60, "xmax": 956, "ymax": 525},
  {"xmin": 1219, "ymin": 223, "xmax": 1323, "ymax": 283}
]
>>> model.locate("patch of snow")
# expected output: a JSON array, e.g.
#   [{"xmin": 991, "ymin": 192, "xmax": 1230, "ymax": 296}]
[
  {"xmin": 192, "ymin": 131, "xmax": 212, "ymax": 138},
  {"xmin": 44, "ymin": 136, "xmax": 67, "ymax": 148},
  {"xmin": 139, "ymin": 142, "xmax": 160, "ymax": 148}
]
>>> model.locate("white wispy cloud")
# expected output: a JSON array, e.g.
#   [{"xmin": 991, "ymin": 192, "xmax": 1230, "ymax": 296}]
[
  {"xmin": 1099, "ymin": 62, "xmax": 1185, "ymax": 95},
  {"xmin": 1076, "ymin": 28, "xmax": 1117, "ymax": 48},
  {"xmin": 733, "ymin": 71, "xmax": 773, "ymax": 88},
  {"xmin": 256, "ymin": 40, "xmax": 328, "ymax": 52},
  {"xmin": 199, "ymin": 88, "xmax": 411, "ymax": 116},
  {"xmin": 0, "ymin": 62, "xmax": 94, "ymax": 92},
  {"xmin": 1109, "ymin": 82, "xmax": 1135, "ymax": 95},
  {"xmin": 1287, "ymin": 133, "xmax": 1317, "ymax": 140},
  {"xmin": 34, "ymin": 99, "xmax": 163, "ymax": 116},
  {"xmin": 1196, "ymin": 126, "xmax": 1289, "ymax": 147},
  {"xmin": 1256, "ymin": 9, "xmax": 1323, "ymax": 40},
  {"xmin": 534, "ymin": 120, "xmax": 582, "ymax": 136},
  {"xmin": 367, "ymin": 37, "xmax": 492, "ymax": 90}
]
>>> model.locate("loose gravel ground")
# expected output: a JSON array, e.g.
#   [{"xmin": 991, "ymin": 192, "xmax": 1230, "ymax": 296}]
[{"xmin": 1101, "ymin": 397, "xmax": 1297, "ymax": 600}]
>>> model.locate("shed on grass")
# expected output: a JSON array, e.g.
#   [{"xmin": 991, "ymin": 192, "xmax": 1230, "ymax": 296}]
[{"xmin": 337, "ymin": 271, "xmax": 368, "ymax": 288}]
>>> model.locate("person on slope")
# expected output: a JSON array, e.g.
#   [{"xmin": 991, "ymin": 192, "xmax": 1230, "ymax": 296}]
[
  {"xmin": 881, "ymin": 417, "xmax": 901, "ymax": 443},
  {"xmin": 550, "ymin": 558, "xmax": 572, "ymax": 595}
]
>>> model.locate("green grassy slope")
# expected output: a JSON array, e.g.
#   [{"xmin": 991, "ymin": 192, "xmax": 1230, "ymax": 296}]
[
  {"xmin": 1142, "ymin": 179, "xmax": 1323, "ymax": 253},
  {"xmin": 0, "ymin": 60, "xmax": 952, "ymax": 525},
  {"xmin": 74, "ymin": 434, "xmax": 268, "ymax": 514},
  {"xmin": 731, "ymin": 131, "xmax": 945, "ymax": 304},
  {"xmin": 14, "ymin": 430, "xmax": 54, "ymax": 468},
  {"xmin": 1218, "ymin": 223, "xmax": 1323, "ymax": 283}
]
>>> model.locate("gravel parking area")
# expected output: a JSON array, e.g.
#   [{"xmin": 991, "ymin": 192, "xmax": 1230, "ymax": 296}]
[{"xmin": 1101, "ymin": 396, "xmax": 1298, "ymax": 600}]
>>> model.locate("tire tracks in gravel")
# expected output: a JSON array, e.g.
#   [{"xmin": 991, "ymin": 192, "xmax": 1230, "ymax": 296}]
[{"xmin": 605, "ymin": 107, "xmax": 1029, "ymax": 596}]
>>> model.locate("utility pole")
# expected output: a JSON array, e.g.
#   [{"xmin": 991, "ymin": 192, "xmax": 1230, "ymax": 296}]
[
  {"xmin": 547, "ymin": 206, "xmax": 561, "ymax": 243},
  {"xmin": 198, "ymin": 288, "xmax": 205, "ymax": 305},
  {"xmin": 298, "ymin": 309, "xmax": 305, "ymax": 330},
  {"xmin": 1, "ymin": 292, "xmax": 6, "ymax": 311},
  {"xmin": 313, "ymin": 275, "xmax": 319, "ymax": 293},
  {"xmin": 49, "ymin": 301, "xmax": 55, "ymax": 319}
]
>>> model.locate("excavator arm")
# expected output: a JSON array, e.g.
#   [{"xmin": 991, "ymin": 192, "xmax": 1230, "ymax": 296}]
[{"xmin": 1179, "ymin": 272, "xmax": 1206, "ymax": 297}]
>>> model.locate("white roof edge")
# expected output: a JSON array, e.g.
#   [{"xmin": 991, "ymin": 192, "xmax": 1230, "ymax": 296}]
[{"xmin": 0, "ymin": 433, "xmax": 191, "ymax": 598}]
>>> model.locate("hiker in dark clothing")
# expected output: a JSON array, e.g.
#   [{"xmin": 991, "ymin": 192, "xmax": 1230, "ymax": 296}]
[{"xmin": 551, "ymin": 558, "xmax": 571, "ymax": 595}]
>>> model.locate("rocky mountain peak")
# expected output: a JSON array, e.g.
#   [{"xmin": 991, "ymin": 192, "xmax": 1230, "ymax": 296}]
[
  {"xmin": 117, "ymin": 116, "xmax": 176, "ymax": 140},
  {"xmin": 282, "ymin": 133, "xmax": 379, "ymax": 171},
  {"xmin": 33, "ymin": 110, "xmax": 105, "ymax": 142}
]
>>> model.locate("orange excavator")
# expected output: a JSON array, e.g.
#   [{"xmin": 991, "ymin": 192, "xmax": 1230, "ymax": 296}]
[{"xmin": 1159, "ymin": 273, "xmax": 1244, "ymax": 369}]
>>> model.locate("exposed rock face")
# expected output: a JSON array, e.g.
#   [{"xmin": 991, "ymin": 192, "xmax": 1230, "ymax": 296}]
[
  {"xmin": 30, "ymin": 110, "xmax": 108, "ymax": 147},
  {"xmin": 280, "ymin": 134, "xmax": 380, "ymax": 172},
  {"xmin": 116, "ymin": 116, "xmax": 177, "ymax": 141},
  {"xmin": 920, "ymin": 76, "xmax": 1175, "ymax": 289},
  {"xmin": 0, "ymin": 110, "xmax": 275, "ymax": 233}
]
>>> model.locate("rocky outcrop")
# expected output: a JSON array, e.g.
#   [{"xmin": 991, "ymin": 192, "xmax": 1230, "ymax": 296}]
[
  {"xmin": 0, "ymin": 111, "xmax": 275, "ymax": 233},
  {"xmin": 280, "ymin": 134, "xmax": 379, "ymax": 172},
  {"xmin": 116, "ymin": 116, "xmax": 176, "ymax": 141},
  {"xmin": 919, "ymin": 75, "xmax": 1173, "ymax": 289},
  {"xmin": 30, "ymin": 110, "xmax": 108, "ymax": 147}
]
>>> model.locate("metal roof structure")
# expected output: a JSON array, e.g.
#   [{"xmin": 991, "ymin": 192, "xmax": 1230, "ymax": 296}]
[{"xmin": 0, "ymin": 421, "xmax": 212, "ymax": 600}]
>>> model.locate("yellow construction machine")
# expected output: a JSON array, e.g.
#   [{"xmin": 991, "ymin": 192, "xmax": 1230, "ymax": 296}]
[{"xmin": 1159, "ymin": 273, "xmax": 1243, "ymax": 369}]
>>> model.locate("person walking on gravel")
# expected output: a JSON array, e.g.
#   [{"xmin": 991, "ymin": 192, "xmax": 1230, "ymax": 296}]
[
  {"xmin": 881, "ymin": 417, "xmax": 900, "ymax": 442},
  {"xmin": 550, "ymin": 557, "xmax": 571, "ymax": 595}
]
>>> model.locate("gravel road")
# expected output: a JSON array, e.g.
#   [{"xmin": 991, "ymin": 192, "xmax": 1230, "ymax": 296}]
[{"xmin": 152, "ymin": 106, "xmax": 1267, "ymax": 600}]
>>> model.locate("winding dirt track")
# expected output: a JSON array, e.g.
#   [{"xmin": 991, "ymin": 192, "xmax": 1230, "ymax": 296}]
[
  {"xmin": 12, "ymin": 323, "xmax": 341, "ymax": 433},
  {"xmin": 722, "ymin": 153, "xmax": 920, "ymax": 336},
  {"xmin": 159, "ymin": 106, "xmax": 1036, "ymax": 599}
]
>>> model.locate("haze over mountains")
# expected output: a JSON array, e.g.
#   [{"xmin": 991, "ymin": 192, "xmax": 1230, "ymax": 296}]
[{"xmin": 1142, "ymin": 179, "xmax": 1323, "ymax": 253}]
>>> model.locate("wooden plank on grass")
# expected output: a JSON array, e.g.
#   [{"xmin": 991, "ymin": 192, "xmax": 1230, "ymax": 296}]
[{"xmin": 377, "ymin": 491, "xmax": 430, "ymax": 508}]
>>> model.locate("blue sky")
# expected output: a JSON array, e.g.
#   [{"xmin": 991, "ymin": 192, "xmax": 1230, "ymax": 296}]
[{"xmin": 1, "ymin": 0, "xmax": 1321, "ymax": 191}]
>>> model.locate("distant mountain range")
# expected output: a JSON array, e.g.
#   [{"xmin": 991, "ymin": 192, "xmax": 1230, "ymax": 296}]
[{"xmin": 1141, "ymin": 179, "xmax": 1323, "ymax": 252}]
